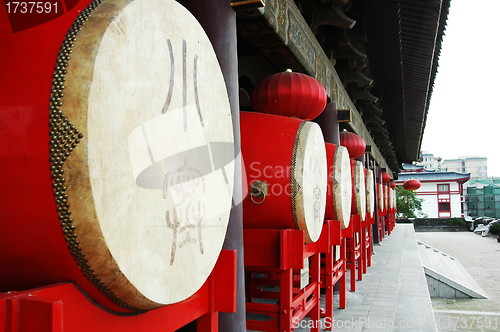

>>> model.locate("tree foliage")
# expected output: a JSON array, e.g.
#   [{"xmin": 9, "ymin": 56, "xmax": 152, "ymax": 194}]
[{"xmin": 396, "ymin": 186, "xmax": 425, "ymax": 218}]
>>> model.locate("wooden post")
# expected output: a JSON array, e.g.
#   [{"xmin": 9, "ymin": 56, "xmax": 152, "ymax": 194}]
[
  {"xmin": 176, "ymin": 1, "xmax": 245, "ymax": 331},
  {"xmin": 313, "ymin": 102, "xmax": 340, "ymax": 145}
]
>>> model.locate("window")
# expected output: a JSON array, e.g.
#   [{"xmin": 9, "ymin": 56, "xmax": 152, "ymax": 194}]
[
  {"xmin": 439, "ymin": 202, "xmax": 450, "ymax": 212},
  {"xmin": 438, "ymin": 184, "xmax": 450, "ymax": 193}
]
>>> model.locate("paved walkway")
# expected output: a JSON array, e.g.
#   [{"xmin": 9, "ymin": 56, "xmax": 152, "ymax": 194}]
[
  {"xmin": 295, "ymin": 224, "xmax": 437, "ymax": 331},
  {"xmin": 415, "ymin": 231, "xmax": 500, "ymax": 332}
]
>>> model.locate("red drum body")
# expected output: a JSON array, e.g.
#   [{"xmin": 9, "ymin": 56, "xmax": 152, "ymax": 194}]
[
  {"xmin": 324, "ymin": 143, "xmax": 352, "ymax": 229},
  {"xmin": 0, "ymin": 0, "xmax": 235, "ymax": 312},
  {"xmin": 241, "ymin": 112, "xmax": 328, "ymax": 243},
  {"xmin": 365, "ymin": 169, "xmax": 375, "ymax": 219},
  {"xmin": 350, "ymin": 160, "xmax": 366, "ymax": 221}
]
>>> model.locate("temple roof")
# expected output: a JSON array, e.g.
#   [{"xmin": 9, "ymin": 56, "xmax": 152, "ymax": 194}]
[
  {"xmin": 235, "ymin": 0, "xmax": 451, "ymax": 172},
  {"xmin": 396, "ymin": 171, "xmax": 470, "ymax": 184},
  {"xmin": 353, "ymin": 0, "xmax": 451, "ymax": 165}
]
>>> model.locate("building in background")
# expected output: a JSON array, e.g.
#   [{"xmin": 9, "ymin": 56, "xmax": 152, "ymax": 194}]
[
  {"xmin": 463, "ymin": 178, "xmax": 500, "ymax": 219},
  {"xmin": 397, "ymin": 165, "xmax": 470, "ymax": 218},
  {"xmin": 416, "ymin": 151, "xmax": 441, "ymax": 171},
  {"xmin": 442, "ymin": 156, "xmax": 488, "ymax": 178}
]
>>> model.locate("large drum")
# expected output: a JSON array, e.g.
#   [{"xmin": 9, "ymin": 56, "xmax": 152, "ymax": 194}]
[
  {"xmin": 365, "ymin": 169, "xmax": 375, "ymax": 219},
  {"xmin": 324, "ymin": 143, "xmax": 352, "ymax": 229},
  {"xmin": 0, "ymin": 0, "xmax": 235, "ymax": 312},
  {"xmin": 378, "ymin": 183, "xmax": 385, "ymax": 212},
  {"xmin": 240, "ymin": 112, "xmax": 327, "ymax": 243},
  {"xmin": 389, "ymin": 187, "xmax": 396, "ymax": 211},
  {"xmin": 350, "ymin": 160, "xmax": 366, "ymax": 221}
]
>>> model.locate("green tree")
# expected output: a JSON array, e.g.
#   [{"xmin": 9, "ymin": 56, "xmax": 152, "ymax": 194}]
[{"xmin": 396, "ymin": 186, "xmax": 425, "ymax": 218}]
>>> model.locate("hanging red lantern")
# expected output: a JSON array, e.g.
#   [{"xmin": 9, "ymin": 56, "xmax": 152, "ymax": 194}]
[
  {"xmin": 389, "ymin": 181, "xmax": 396, "ymax": 189},
  {"xmin": 381, "ymin": 172, "xmax": 391, "ymax": 184},
  {"xmin": 250, "ymin": 72, "xmax": 327, "ymax": 120},
  {"xmin": 340, "ymin": 131, "xmax": 366, "ymax": 159},
  {"xmin": 403, "ymin": 178, "xmax": 421, "ymax": 191}
]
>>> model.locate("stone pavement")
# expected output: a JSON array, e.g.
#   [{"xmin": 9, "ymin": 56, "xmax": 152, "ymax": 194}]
[
  {"xmin": 415, "ymin": 231, "xmax": 500, "ymax": 332},
  {"xmin": 294, "ymin": 224, "xmax": 437, "ymax": 331}
]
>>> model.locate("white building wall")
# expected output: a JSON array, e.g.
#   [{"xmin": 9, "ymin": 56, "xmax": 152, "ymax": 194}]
[
  {"xmin": 450, "ymin": 184, "xmax": 462, "ymax": 217},
  {"xmin": 413, "ymin": 181, "xmax": 463, "ymax": 218}
]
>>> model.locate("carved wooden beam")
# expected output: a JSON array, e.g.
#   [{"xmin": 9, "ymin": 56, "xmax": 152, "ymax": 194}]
[{"xmin": 231, "ymin": 0, "xmax": 264, "ymax": 11}]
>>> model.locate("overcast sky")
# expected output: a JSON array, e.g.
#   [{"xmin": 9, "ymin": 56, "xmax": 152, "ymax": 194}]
[{"xmin": 420, "ymin": 0, "xmax": 500, "ymax": 176}]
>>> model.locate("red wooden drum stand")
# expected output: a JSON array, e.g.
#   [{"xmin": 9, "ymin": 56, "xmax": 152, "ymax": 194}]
[
  {"xmin": 345, "ymin": 160, "xmax": 366, "ymax": 292},
  {"xmin": 315, "ymin": 142, "xmax": 351, "ymax": 329},
  {"xmin": 377, "ymin": 183, "xmax": 388, "ymax": 242},
  {"xmin": 244, "ymin": 229, "xmax": 321, "ymax": 332},
  {"xmin": 317, "ymin": 220, "xmax": 346, "ymax": 330},
  {"xmin": 387, "ymin": 187, "xmax": 396, "ymax": 235},
  {"xmin": 361, "ymin": 169, "xmax": 376, "ymax": 273},
  {"xmin": 0, "ymin": 250, "xmax": 237, "ymax": 332}
]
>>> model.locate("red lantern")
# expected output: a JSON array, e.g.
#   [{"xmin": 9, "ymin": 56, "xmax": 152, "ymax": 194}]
[
  {"xmin": 381, "ymin": 172, "xmax": 391, "ymax": 184},
  {"xmin": 403, "ymin": 178, "xmax": 421, "ymax": 191},
  {"xmin": 250, "ymin": 72, "xmax": 327, "ymax": 120},
  {"xmin": 340, "ymin": 131, "xmax": 366, "ymax": 159},
  {"xmin": 389, "ymin": 181, "xmax": 396, "ymax": 189}
]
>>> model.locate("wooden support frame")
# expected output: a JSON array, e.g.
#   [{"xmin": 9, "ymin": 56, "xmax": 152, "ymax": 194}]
[
  {"xmin": 0, "ymin": 250, "xmax": 237, "ymax": 332},
  {"xmin": 317, "ymin": 220, "xmax": 346, "ymax": 330},
  {"xmin": 345, "ymin": 215, "xmax": 363, "ymax": 292},
  {"xmin": 244, "ymin": 229, "xmax": 321, "ymax": 332}
]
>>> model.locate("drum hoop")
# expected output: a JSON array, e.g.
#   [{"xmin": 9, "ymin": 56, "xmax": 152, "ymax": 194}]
[
  {"xmin": 379, "ymin": 183, "xmax": 385, "ymax": 211},
  {"xmin": 48, "ymin": 0, "xmax": 153, "ymax": 312},
  {"xmin": 366, "ymin": 169, "xmax": 375, "ymax": 217},
  {"xmin": 290, "ymin": 121, "xmax": 307, "ymax": 232},
  {"xmin": 333, "ymin": 145, "xmax": 351, "ymax": 229},
  {"xmin": 354, "ymin": 161, "xmax": 366, "ymax": 221}
]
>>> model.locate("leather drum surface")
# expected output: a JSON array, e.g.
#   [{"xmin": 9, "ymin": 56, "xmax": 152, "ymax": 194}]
[
  {"xmin": 365, "ymin": 169, "xmax": 375, "ymax": 218},
  {"xmin": 351, "ymin": 160, "xmax": 366, "ymax": 221},
  {"xmin": 0, "ymin": 0, "xmax": 234, "ymax": 311},
  {"xmin": 325, "ymin": 143, "xmax": 352, "ymax": 229}
]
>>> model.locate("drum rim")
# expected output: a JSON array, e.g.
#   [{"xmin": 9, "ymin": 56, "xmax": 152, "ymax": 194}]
[
  {"xmin": 332, "ymin": 145, "xmax": 352, "ymax": 229},
  {"xmin": 291, "ymin": 121, "xmax": 327, "ymax": 243},
  {"xmin": 366, "ymin": 169, "xmax": 375, "ymax": 217},
  {"xmin": 354, "ymin": 161, "xmax": 366, "ymax": 221},
  {"xmin": 378, "ymin": 183, "xmax": 385, "ymax": 212}
]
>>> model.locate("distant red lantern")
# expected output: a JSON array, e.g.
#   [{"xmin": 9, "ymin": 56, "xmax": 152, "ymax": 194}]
[
  {"xmin": 250, "ymin": 72, "xmax": 327, "ymax": 120},
  {"xmin": 403, "ymin": 178, "xmax": 421, "ymax": 191},
  {"xmin": 340, "ymin": 131, "xmax": 366, "ymax": 159},
  {"xmin": 381, "ymin": 172, "xmax": 391, "ymax": 184},
  {"xmin": 389, "ymin": 181, "xmax": 396, "ymax": 189}
]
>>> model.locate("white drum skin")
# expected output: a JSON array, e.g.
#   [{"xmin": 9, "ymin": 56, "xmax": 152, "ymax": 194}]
[{"xmin": 58, "ymin": 0, "xmax": 234, "ymax": 309}]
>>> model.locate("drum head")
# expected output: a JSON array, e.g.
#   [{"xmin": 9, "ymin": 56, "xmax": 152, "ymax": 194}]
[
  {"xmin": 385, "ymin": 186, "xmax": 389, "ymax": 211},
  {"xmin": 54, "ymin": 0, "xmax": 234, "ymax": 310},
  {"xmin": 390, "ymin": 188, "xmax": 395, "ymax": 210},
  {"xmin": 366, "ymin": 169, "xmax": 375, "ymax": 218},
  {"xmin": 353, "ymin": 161, "xmax": 366, "ymax": 221},
  {"xmin": 332, "ymin": 146, "xmax": 352, "ymax": 229},
  {"xmin": 292, "ymin": 122, "xmax": 327, "ymax": 243},
  {"xmin": 378, "ymin": 183, "xmax": 385, "ymax": 212}
]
